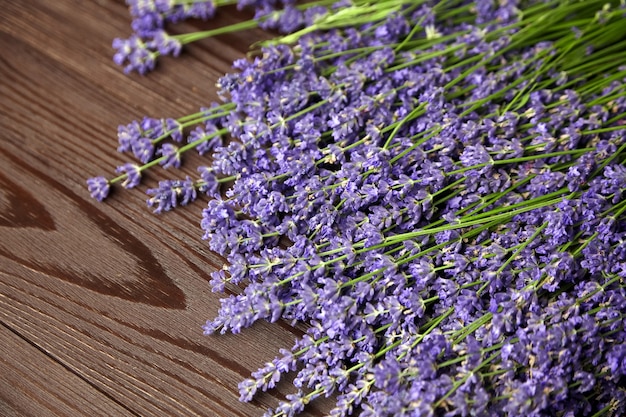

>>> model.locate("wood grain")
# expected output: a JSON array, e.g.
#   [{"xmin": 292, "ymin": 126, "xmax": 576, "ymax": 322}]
[{"xmin": 0, "ymin": 1, "xmax": 330, "ymax": 415}]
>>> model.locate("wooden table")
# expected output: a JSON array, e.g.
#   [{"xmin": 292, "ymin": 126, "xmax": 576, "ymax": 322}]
[{"xmin": 0, "ymin": 1, "xmax": 329, "ymax": 415}]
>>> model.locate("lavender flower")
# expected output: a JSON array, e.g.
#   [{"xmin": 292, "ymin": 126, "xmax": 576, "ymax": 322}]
[
  {"xmin": 131, "ymin": 137, "xmax": 155, "ymax": 164},
  {"xmin": 90, "ymin": 2, "xmax": 626, "ymax": 416},
  {"xmin": 147, "ymin": 30, "xmax": 182, "ymax": 57},
  {"xmin": 86, "ymin": 176, "xmax": 110, "ymax": 201},
  {"xmin": 146, "ymin": 177, "xmax": 197, "ymax": 213},
  {"xmin": 117, "ymin": 120, "xmax": 141, "ymax": 152},
  {"xmin": 157, "ymin": 143, "xmax": 181, "ymax": 169},
  {"xmin": 112, "ymin": 35, "xmax": 156, "ymax": 74},
  {"xmin": 115, "ymin": 163, "xmax": 142, "ymax": 188}
]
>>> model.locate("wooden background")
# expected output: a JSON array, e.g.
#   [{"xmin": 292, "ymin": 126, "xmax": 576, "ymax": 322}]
[{"xmin": 0, "ymin": 1, "xmax": 330, "ymax": 415}]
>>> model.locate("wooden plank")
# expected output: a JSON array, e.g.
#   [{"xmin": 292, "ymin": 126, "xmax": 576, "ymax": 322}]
[
  {"xmin": 0, "ymin": 1, "xmax": 332, "ymax": 415},
  {"xmin": 0, "ymin": 324, "xmax": 131, "ymax": 416}
]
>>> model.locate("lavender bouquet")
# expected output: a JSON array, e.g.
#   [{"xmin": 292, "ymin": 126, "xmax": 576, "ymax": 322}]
[{"xmin": 88, "ymin": 0, "xmax": 626, "ymax": 415}]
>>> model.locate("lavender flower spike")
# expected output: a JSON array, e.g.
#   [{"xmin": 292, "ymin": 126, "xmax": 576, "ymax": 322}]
[
  {"xmin": 116, "ymin": 163, "xmax": 142, "ymax": 189},
  {"xmin": 86, "ymin": 176, "xmax": 110, "ymax": 201}
]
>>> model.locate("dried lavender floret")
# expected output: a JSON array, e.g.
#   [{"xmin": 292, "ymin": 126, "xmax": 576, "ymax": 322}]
[
  {"xmin": 116, "ymin": 120, "xmax": 141, "ymax": 153},
  {"xmin": 86, "ymin": 176, "xmax": 110, "ymax": 202},
  {"xmin": 146, "ymin": 177, "xmax": 196, "ymax": 213},
  {"xmin": 115, "ymin": 163, "xmax": 142, "ymax": 189},
  {"xmin": 112, "ymin": 35, "xmax": 156, "ymax": 74},
  {"xmin": 157, "ymin": 143, "xmax": 181, "ymax": 169},
  {"xmin": 126, "ymin": 0, "xmax": 217, "ymax": 36}
]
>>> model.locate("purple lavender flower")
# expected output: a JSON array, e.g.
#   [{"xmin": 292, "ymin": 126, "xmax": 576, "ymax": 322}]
[
  {"xmin": 146, "ymin": 177, "xmax": 197, "ymax": 213},
  {"xmin": 157, "ymin": 143, "xmax": 181, "ymax": 169},
  {"xmin": 131, "ymin": 137, "xmax": 155, "ymax": 164},
  {"xmin": 188, "ymin": 123, "xmax": 223, "ymax": 155},
  {"xmin": 86, "ymin": 176, "xmax": 110, "ymax": 201},
  {"xmin": 197, "ymin": 166, "xmax": 220, "ymax": 197},
  {"xmin": 164, "ymin": 118, "xmax": 182, "ymax": 142},
  {"xmin": 116, "ymin": 163, "xmax": 142, "ymax": 188},
  {"xmin": 208, "ymin": 269, "xmax": 227, "ymax": 293},
  {"xmin": 117, "ymin": 120, "xmax": 142, "ymax": 152},
  {"xmin": 602, "ymin": 163, "xmax": 626, "ymax": 200},
  {"xmin": 130, "ymin": 10, "xmax": 163, "ymax": 37},
  {"xmin": 140, "ymin": 116, "xmax": 164, "ymax": 137},
  {"xmin": 112, "ymin": 35, "xmax": 156, "ymax": 74},
  {"xmin": 459, "ymin": 144, "xmax": 493, "ymax": 168},
  {"xmin": 185, "ymin": 2, "xmax": 217, "ymax": 20},
  {"xmin": 97, "ymin": 4, "xmax": 626, "ymax": 417},
  {"xmin": 126, "ymin": 0, "xmax": 217, "ymax": 36},
  {"xmin": 147, "ymin": 30, "xmax": 182, "ymax": 57}
]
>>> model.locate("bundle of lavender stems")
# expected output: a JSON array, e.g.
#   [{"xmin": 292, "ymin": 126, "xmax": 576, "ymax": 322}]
[{"xmin": 88, "ymin": 0, "xmax": 626, "ymax": 415}]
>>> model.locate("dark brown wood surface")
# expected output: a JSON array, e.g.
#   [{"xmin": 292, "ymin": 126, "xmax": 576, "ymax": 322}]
[{"xmin": 0, "ymin": 1, "xmax": 330, "ymax": 415}]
